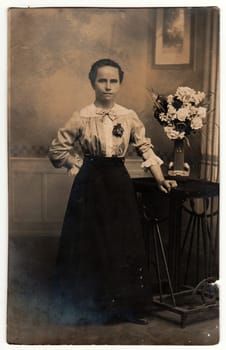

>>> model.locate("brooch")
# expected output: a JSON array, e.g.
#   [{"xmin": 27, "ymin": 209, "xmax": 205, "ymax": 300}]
[{"xmin": 112, "ymin": 123, "xmax": 124, "ymax": 137}]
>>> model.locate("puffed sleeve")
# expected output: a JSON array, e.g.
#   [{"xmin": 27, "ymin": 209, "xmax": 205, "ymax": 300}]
[
  {"xmin": 130, "ymin": 110, "xmax": 163, "ymax": 169},
  {"xmin": 48, "ymin": 111, "xmax": 83, "ymax": 169}
]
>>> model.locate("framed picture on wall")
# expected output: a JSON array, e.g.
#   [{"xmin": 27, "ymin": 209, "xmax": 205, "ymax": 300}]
[{"xmin": 154, "ymin": 8, "xmax": 192, "ymax": 68}]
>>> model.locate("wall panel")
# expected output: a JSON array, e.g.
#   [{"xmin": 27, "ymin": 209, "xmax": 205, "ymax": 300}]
[{"xmin": 9, "ymin": 157, "xmax": 150, "ymax": 236}]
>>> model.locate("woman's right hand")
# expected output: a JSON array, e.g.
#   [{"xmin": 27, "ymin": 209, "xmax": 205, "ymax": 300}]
[{"xmin": 67, "ymin": 165, "xmax": 80, "ymax": 176}]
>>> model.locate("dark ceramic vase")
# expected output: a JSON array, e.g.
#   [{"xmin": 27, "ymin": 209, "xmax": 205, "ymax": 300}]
[{"xmin": 168, "ymin": 139, "xmax": 190, "ymax": 176}]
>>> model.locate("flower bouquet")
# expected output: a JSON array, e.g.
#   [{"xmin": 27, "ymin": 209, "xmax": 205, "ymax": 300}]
[{"xmin": 152, "ymin": 86, "xmax": 207, "ymax": 176}]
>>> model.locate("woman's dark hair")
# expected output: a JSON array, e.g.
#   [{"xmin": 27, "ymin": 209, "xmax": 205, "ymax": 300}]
[{"xmin": 89, "ymin": 58, "xmax": 124, "ymax": 86}]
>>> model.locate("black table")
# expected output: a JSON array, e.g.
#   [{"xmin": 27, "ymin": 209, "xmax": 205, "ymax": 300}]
[
  {"xmin": 133, "ymin": 177, "xmax": 219, "ymax": 289},
  {"xmin": 133, "ymin": 177, "xmax": 219, "ymax": 327}
]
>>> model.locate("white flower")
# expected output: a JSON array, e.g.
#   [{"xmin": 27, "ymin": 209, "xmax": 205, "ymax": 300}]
[
  {"xmin": 164, "ymin": 126, "xmax": 185, "ymax": 140},
  {"xmin": 168, "ymin": 113, "xmax": 177, "ymax": 121},
  {"xmin": 192, "ymin": 91, "xmax": 206, "ymax": 105},
  {"xmin": 176, "ymin": 107, "xmax": 188, "ymax": 121},
  {"xmin": 175, "ymin": 87, "xmax": 196, "ymax": 103},
  {"xmin": 159, "ymin": 113, "xmax": 168, "ymax": 122},
  {"xmin": 189, "ymin": 106, "xmax": 198, "ymax": 116},
  {"xmin": 191, "ymin": 116, "xmax": 203, "ymax": 129},
  {"xmin": 167, "ymin": 94, "xmax": 174, "ymax": 104},
  {"xmin": 167, "ymin": 104, "xmax": 177, "ymax": 115},
  {"xmin": 167, "ymin": 105, "xmax": 177, "ymax": 121},
  {"xmin": 197, "ymin": 106, "xmax": 207, "ymax": 119}
]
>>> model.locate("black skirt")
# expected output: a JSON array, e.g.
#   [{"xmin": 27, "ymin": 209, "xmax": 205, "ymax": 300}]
[{"xmin": 52, "ymin": 156, "xmax": 152, "ymax": 324}]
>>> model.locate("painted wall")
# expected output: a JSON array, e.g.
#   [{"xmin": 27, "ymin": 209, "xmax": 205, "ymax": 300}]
[
  {"xmin": 9, "ymin": 7, "xmax": 209, "ymax": 175},
  {"xmin": 9, "ymin": 8, "xmax": 149, "ymax": 154}
]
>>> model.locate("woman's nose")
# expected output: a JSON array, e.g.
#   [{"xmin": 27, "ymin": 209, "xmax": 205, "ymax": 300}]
[{"xmin": 106, "ymin": 81, "xmax": 111, "ymax": 90}]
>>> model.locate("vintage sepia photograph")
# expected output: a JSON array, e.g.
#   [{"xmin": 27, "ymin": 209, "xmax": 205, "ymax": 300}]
[{"xmin": 7, "ymin": 5, "xmax": 219, "ymax": 346}]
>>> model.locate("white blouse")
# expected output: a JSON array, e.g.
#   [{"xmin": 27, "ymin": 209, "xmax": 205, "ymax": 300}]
[{"xmin": 48, "ymin": 103, "xmax": 163, "ymax": 170}]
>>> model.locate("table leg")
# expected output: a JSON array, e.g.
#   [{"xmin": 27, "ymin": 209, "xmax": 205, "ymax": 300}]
[{"xmin": 168, "ymin": 197, "xmax": 183, "ymax": 292}]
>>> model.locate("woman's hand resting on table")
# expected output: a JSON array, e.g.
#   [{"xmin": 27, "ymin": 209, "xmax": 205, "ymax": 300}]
[
  {"xmin": 157, "ymin": 179, "xmax": 178, "ymax": 193},
  {"xmin": 147, "ymin": 164, "xmax": 178, "ymax": 194}
]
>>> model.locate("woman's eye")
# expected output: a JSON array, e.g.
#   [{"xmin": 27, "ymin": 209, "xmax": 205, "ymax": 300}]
[{"xmin": 97, "ymin": 79, "xmax": 118, "ymax": 83}]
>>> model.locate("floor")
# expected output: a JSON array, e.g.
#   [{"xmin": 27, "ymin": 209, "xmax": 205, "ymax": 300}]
[{"xmin": 7, "ymin": 237, "xmax": 219, "ymax": 345}]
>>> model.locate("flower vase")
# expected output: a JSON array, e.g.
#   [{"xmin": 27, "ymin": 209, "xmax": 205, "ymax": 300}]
[{"xmin": 168, "ymin": 139, "xmax": 190, "ymax": 176}]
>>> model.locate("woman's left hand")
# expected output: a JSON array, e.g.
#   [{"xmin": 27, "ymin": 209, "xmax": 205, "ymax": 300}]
[{"xmin": 158, "ymin": 180, "xmax": 178, "ymax": 193}]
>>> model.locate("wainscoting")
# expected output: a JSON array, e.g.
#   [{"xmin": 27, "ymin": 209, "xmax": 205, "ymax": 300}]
[{"xmin": 9, "ymin": 157, "xmax": 150, "ymax": 236}]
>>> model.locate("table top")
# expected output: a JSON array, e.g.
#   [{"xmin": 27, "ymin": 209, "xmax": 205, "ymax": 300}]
[{"xmin": 132, "ymin": 177, "xmax": 219, "ymax": 199}]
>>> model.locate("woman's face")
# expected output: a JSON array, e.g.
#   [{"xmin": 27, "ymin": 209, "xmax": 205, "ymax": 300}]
[{"xmin": 93, "ymin": 65, "xmax": 121, "ymax": 105}]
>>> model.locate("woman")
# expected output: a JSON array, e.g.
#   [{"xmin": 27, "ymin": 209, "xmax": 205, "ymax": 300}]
[{"xmin": 48, "ymin": 58, "xmax": 177, "ymax": 325}]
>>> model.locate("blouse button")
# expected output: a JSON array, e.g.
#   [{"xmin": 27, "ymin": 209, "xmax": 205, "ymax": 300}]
[
  {"xmin": 139, "ymin": 267, "xmax": 143, "ymax": 272},
  {"xmin": 140, "ymin": 284, "xmax": 144, "ymax": 288},
  {"xmin": 139, "ymin": 275, "xmax": 143, "ymax": 280}
]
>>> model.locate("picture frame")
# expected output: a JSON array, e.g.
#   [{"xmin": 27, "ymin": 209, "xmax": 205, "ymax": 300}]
[{"xmin": 154, "ymin": 8, "xmax": 192, "ymax": 68}]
